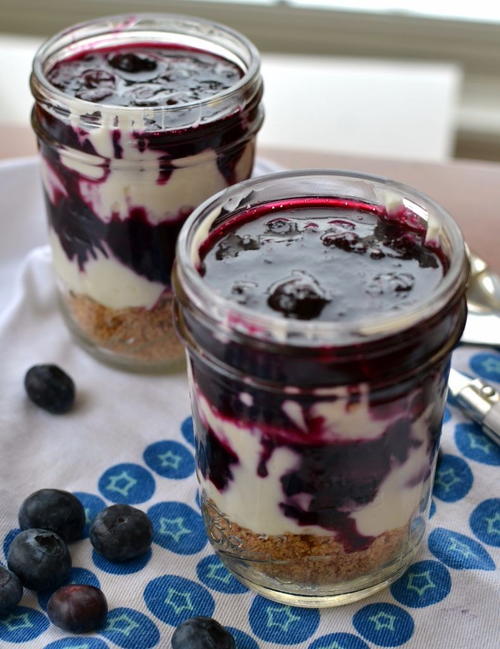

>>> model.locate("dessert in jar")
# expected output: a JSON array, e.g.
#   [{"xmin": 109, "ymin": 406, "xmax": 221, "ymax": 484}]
[
  {"xmin": 173, "ymin": 170, "xmax": 469, "ymax": 607},
  {"xmin": 30, "ymin": 14, "xmax": 263, "ymax": 370}
]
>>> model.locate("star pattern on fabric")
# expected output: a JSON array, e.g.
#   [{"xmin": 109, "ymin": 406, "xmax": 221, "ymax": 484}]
[
  {"xmin": 105, "ymin": 470, "xmax": 138, "ymax": 497},
  {"xmin": 206, "ymin": 562, "xmax": 232, "ymax": 584},
  {"xmin": 0, "ymin": 612, "xmax": 34, "ymax": 631},
  {"xmin": 157, "ymin": 450, "xmax": 182, "ymax": 469},
  {"xmin": 105, "ymin": 613, "xmax": 140, "ymax": 636},
  {"xmin": 485, "ymin": 512, "xmax": 500, "ymax": 536},
  {"xmin": 164, "ymin": 587, "xmax": 194, "ymax": 615},
  {"xmin": 264, "ymin": 605, "xmax": 301, "ymax": 632},
  {"xmin": 434, "ymin": 467, "xmax": 461, "ymax": 491},
  {"xmin": 158, "ymin": 516, "xmax": 191, "ymax": 542},
  {"xmin": 316, "ymin": 641, "xmax": 345, "ymax": 649},
  {"xmin": 406, "ymin": 570, "xmax": 436, "ymax": 597},
  {"xmin": 482, "ymin": 357, "xmax": 500, "ymax": 374},
  {"xmin": 368, "ymin": 611, "xmax": 396, "ymax": 632},
  {"xmin": 448, "ymin": 537, "xmax": 477, "ymax": 559},
  {"xmin": 467, "ymin": 433, "xmax": 493, "ymax": 454}
]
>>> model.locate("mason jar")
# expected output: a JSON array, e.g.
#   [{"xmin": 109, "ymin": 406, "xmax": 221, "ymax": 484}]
[
  {"xmin": 30, "ymin": 13, "xmax": 264, "ymax": 371},
  {"xmin": 173, "ymin": 170, "xmax": 468, "ymax": 607}
]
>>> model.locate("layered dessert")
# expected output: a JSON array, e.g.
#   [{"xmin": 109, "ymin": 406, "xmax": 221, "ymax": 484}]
[
  {"xmin": 32, "ymin": 21, "xmax": 263, "ymax": 368},
  {"xmin": 184, "ymin": 197, "xmax": 459, "ymax": 596}
]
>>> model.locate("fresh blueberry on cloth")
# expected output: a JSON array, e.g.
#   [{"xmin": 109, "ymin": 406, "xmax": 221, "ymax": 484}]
[
  {"xmin": 171, "ymin": 617, "xmax": 236, "ymax": 649},
  {"xmin": 19, "ymin": 489, "xmax": 85, "ymax": 543},
  {"xmin": 7, "ymin": 528, "xmax": 71, "ymax": 591},
  {"xmin": 47, "ymin": 584, "xmax": 108, "ymax": 632},
  {"xmin": 0, "ymin": 565, "xmax": 23, "ymax": 614},
  {"xmin": 24, "ymin": 364, "xmax": 75, "ymax": 414},
  {"xmin": 90, "ymin": 504, "xmax": 153, "ymax": 561}
]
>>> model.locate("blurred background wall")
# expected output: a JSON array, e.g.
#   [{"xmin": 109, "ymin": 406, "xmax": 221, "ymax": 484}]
[{"xmin": 2, "ymin": 0, "xmax": 500, "ymax": 162}]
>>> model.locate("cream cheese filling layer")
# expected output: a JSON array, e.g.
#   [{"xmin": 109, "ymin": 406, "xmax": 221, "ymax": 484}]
[
  {"xmin": 197, "ymin": 388, "xmax": 432, "ymax": 539},
  {"xmin": 49, "ymin": 231, "xmax": 165, "ymax": 310},
  {"xmin": 43, "ymin": 140, "xmax": 254, "ymax": 309},
  {"xmin": 77, "ymin": 150, "xmax": 228, "ymax": 224},
  {"xmin": 56, "ymin": 127, "xmax": 255, "ymax": 224}
]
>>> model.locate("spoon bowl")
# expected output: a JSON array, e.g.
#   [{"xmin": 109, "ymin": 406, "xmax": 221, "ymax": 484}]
[
  {"xmin": 462, "ymin": 249, "xmax": 500, "ymax": 347},
  {"xmin": 466, "ymin": 251, "xmax": 500, "ymax": 314}
]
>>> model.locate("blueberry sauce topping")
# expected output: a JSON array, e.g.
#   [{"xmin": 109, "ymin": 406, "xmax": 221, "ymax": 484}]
[
  {"xmin": 199, "ymin": 198, "xmax": 445, "ymax": 322},
  {"xmin": 47, "ymin": 45, "xmax": 242, "ymax": 107}
]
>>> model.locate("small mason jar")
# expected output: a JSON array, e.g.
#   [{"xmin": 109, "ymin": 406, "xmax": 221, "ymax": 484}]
[
  {"xmin": 30, "ymin": 13, "xmax": 263, "ymax": 371},
  {"xmin": 173, "ymin": 170, "xmax": 468, "ymax": 607}
]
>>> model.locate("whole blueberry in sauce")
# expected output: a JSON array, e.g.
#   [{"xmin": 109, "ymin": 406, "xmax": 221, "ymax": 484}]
[{"xmin": 199, "ymin": 199, "xmax": 444, "ymax": 322}]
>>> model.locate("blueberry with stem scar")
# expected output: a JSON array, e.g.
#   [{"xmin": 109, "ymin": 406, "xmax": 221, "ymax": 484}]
[
  {"xmin": 90, "ymin": 504, "xmax": 153, "ymax": 562},
  {"xmin": 7, "ymin": 529, "xmax": 71, "ymax": 591}
]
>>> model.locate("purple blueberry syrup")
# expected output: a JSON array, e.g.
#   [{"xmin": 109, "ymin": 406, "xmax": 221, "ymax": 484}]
[
  {"xmin": 199, "ymin": 198, "xmax": 445, "ymax": 322},
  {"xmin": 187, "ymin": 198, "xmax": 461, "ymax": 551},
  {"xmin": 47, "ymin": 46, "xmax": 242, "ymax": 107}
]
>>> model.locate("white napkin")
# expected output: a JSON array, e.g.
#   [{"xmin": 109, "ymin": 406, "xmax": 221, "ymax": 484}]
[{"xmin": 0, "ymin": 158, "xmax": 498, "ymax": 649}]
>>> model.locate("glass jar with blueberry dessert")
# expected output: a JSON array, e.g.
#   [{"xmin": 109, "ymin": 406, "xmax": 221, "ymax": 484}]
[
  {"xmin": 173, "ymin": 170, "xmax": 469, "ymax": 607},
  {"xmin": 30, "ymin": 14, "xmax": 264, "ymax": 371}
]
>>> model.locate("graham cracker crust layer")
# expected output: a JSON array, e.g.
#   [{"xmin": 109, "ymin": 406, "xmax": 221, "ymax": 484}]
[
  {"xmin": 65, "ymin": 291, "xmax": 183, "ymax": 363},
  {"xmin": 204, "ymin": 499, "xmax": 407, "ymax": 586}
]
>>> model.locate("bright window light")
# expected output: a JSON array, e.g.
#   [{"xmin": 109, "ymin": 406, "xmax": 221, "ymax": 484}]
[
  {"xmin": 207, "ymin": 0, "xmax": 500, "ymax": 24},
  {"xmin": 292, "ymin": 1, "xmax": 500, "ymax": 23}
]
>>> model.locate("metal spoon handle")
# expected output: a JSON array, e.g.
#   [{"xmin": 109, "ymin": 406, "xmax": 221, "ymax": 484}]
[
  {"xmin": 449, "ymin": 368, "xmax": 500, "ymax": 446},
  {"xmin": 484, "ymin": 403, "xmax": 500, "ymax": 446}
]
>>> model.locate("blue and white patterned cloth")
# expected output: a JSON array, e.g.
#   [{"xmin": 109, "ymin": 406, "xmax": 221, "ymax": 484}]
[{"xmin": 0, "ymin": 158, "xmax": 498, "ymax": 649}]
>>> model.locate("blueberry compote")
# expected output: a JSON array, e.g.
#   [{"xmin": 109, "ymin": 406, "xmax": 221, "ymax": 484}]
[
  {"xmin": 199, "ymin": 198, "xmax": 445, "ymax": 322},
  {"xmin": 31, "ymin": 15, "xmax": 263, "ymax": 369},
  {"xmin": 47, "ymin": 47, "xmax": 242, "ymax": 106},
  {"xmin": 173, "ymin": 174, "xmax": 468, "ymax": 605}
]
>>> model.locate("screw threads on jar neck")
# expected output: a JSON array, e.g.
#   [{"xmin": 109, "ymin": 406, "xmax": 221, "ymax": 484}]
[{"xmin": 30, "ymin": 13, "xmax": 263, "ymax": 135}]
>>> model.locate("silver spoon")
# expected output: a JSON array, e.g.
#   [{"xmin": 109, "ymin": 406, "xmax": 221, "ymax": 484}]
[
  {"xmin": 462, "ymin": 250, "xmax": 500, "ymax": 347},
  {"xmin": 467, "ymin": 251, "xmax": 500, "ymax": 313},
  {"xmin": 450, "ymin": 251, "xmax": 500, "ymax": 444}
]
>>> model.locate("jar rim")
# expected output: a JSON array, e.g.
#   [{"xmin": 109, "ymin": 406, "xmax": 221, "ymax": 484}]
[
  {"xmin": 31, "ymin": 12, "xmax": 262, "ymax": 124},
  {"xmin": 175, "ymin": 169, "xmax": 469, "ymax": 347}
]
